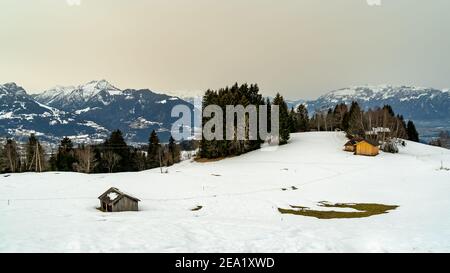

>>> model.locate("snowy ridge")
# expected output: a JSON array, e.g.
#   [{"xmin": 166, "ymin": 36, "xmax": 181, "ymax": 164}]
[
  {"xmin": 2, "ymin": 80, "xmax": 194, "ymax": 143},
  {"xmin": 0, "ymin": 82, "xmax": 111, "ymax": 143},
  {"xmin": 320, "ymin": 85, "xmax": 443, "ymax": 102},
  {"xmin": 33, "ymin": 80, "xmax": 122, "ymax": 111},
  {"xmin": 305, "ymin": 85, "xmax": 450, "ymax": 121}
]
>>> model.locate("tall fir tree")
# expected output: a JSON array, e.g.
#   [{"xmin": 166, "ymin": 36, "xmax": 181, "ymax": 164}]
[
  {"xmin": 296, "ymin": 104, "xmax": 310, "ymax": 132},
  {"xmin": 56, "ymin": 137, "xmax": 77, "ymax": 171},
  {"xmin": 272, "ymin": 93, "xmax": 290, "ymax": 145},
  {"xmin": 147, "ymin": 130, "xmax": 161, "ymax": 169},
  {"xmin": 168, "ymin": 136, "xmax": 180, "ymax": 165},
  {"xmin": 103, "ymin": 130, "xmax": 134, "ymax": 172},
  {"xmin": 347, "ymin": 101, "xmax": 364, "ymax": 136},
  {"xmin": 407, "ymin": 120, "xmax": 420, "ymax": 142},
  {"xmin": 288, "ymin": 107, "xmax": 297, "ymax": 133}
]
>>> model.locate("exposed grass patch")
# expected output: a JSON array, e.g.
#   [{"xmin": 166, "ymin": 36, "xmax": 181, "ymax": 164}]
[
  {"xmin": 278, "ymin": 202, "xmax": 398, "ymax": 219},
  {"xmin": 195, "ymin": 157, "xmax": 229, "ymax": 163},
  {"xmin": 191, "ymin": 206, "xmax": 203, "ymax": 211}
]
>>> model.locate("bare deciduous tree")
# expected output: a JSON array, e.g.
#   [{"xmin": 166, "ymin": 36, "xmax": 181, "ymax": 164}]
[
  {"xmin": 103, "ymin": 151, "xmax": 121, "ymax": 173},
  {"xmin": 74, "ymin": 145, "xmax": 97, "ymax": 173}
]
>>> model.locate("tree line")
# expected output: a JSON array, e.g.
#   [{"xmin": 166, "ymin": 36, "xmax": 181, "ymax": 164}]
[
  {"xmin": 199, "ymin": 83, "xmax": 292, "ymax": 159},
  {"xmin": 0, "ymin": 129, "xmax": 181, "ymax": 174},
  {"xmin": 289, "ymin": 101, "xmax": 420, "ymax": 142}
]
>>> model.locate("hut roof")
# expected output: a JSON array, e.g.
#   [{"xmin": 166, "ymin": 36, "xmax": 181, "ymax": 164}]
[
  {"xmin": 98, "ymin": 187, "xmax": 140, "ymax": 204},
  {"xmin": 344, "ymin": 137, "xmax": 364, "ymax": 146}
]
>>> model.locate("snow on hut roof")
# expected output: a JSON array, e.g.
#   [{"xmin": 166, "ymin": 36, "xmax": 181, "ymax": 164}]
[{"xmin": 98, "ymin": 187, "xmax": 140, "ymax": 204}]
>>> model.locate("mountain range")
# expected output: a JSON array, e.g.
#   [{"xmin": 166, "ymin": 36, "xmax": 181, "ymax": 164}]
[
  {"xmin": 1, "ymin": 80, "xmax": 193, "ymax": 144},
  {"xmin": 1, "ymin": 82, "xmax": 449, "ymax": 144},
  {"xmin": 285, "ymin": 85, "xmax": 450, "ymax": 141}
]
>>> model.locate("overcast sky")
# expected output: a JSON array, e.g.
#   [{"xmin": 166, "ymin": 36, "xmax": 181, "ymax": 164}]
[{"xmin": 1, "ymin": 0, "xmax": 450, "ymax": 99}]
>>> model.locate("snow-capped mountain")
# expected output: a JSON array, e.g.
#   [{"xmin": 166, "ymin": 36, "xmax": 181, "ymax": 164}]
[
  {"xmin": 32, "ymin": 80, "xmax": 194, "ymax": 143},
  {"xmin": 292, "ymin": 85, "xmax": 450, "ymax": 141},
  {"xmin": 0, "ymin": 83, "xmax": 108, "ymax": 143},
  {"xmin": 33, "ymin": 80, "xmax": 122, "ymax": 112},
  {"xmin": 304, "ymin": 85, "xmax": 450, "ymax": 121}
]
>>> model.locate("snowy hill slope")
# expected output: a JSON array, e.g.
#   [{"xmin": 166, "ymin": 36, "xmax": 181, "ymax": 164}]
[{"xmin": 1, "ymin": 132, "xmax": 449, "ymax": 252}]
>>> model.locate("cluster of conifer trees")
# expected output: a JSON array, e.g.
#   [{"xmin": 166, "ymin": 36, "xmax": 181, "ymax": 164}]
[
  {"xmin": 0, "ymin": 130, "xmax": 181, "ymax": 174},
  {"xmin": 199, "ymin": 83, "xmax": 292, "ymax": 159}
]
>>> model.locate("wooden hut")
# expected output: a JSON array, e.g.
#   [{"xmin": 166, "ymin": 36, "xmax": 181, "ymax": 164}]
[
  {"xmin": 355, "ymin": 140, "xmax": 379, "ymax": 156},
  {"xmin": 343, "ymin": 137, "xmax": 364, "ymax": 152},
  {"xmin": 98, "ymin": 187, "xmax": 140, "ymax": 212},
  {"xmin": 344, "ymin": 140, "xmax": 357, "ymax": 152}
]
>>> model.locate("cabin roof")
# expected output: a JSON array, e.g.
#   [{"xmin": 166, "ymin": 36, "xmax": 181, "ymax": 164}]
[
  {"xmin": 344, "ymin": 137, "xmax": 364, "ymax": 146},
  {"xmin": 98, "ymin": 187, "xmax": 140, "ymax": 204}
]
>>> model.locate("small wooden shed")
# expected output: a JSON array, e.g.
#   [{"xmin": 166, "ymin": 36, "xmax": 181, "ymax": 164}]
[
  {"xmin": 344, "ymin": 137, "xmax": 364, "ymax": 152},
  {"xmin": 98, "ymin": 187, "xmax": 140, "ymax": 212},
  {"xmin": 355, "ymin": 140, "xmax": 379, "ymax": 156}
]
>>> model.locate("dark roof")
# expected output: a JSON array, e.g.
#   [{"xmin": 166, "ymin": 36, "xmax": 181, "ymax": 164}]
[
  {"xmin": 98, "ymin": 187, "xmax": 140, "ymax": 204},
  {"xmin": 344, "ymin": 137, "xmax": 365, "ymax": 146}
]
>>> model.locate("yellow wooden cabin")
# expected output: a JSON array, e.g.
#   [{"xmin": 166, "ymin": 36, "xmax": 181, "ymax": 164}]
[
  {"xmin": 354, "ymin": 140, "xmax": 379, "ymax": 156},
  {"xmin": 343, "ymin": 137, "xmax": 364, "ymax": 153}
]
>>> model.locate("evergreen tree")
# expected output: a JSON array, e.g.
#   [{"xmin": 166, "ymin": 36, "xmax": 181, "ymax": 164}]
[
  {"xmin": 296, "ymin": 104, "xmax": 309, "ymax": 132},
  {"xmin": 407, "ymin": 121, "xmax": 420, "ymax": 142},
  {"xmin": 48, "ymin": 153, "xmax": 58, "ymax": 172},
  {"xmin": 288, "ymin": 107, "xmax": 297, "ymax": 133},
  {"xmin": 347, "ymin": 101, "xmax": 364, "ymax": 136},
  {"xmin": 147, "ymin": 130, "xmax": 161, "ymax": 169},
  {"xmin": 168, "ymin": 136, "xmax": 180, "ymax": 165},
  {"xmin": 272, "ymin": 93, "xmax": 290, "ymax": 145},
  {"xmin": 56, "ymin": 137, "xmax": 76, "ymax": 171},
  {"xmin": 333, "ymin": 103, "xmax": 348, "ymax": 130},
  {"xmin": 103, "ymin": 130, "xmax": 134, "ymax": 172}
]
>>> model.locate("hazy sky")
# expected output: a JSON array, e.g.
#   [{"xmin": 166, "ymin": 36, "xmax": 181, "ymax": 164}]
[{"xmin": 1, "ymin": 0, "xmax": 450, "ymax": 99}]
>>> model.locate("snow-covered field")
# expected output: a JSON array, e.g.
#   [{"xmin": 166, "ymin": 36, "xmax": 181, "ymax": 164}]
[{"xmin": 1, "ymin": 132, "xmax": 449, "ymax": 253}]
